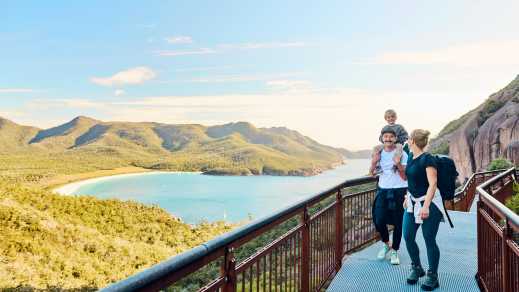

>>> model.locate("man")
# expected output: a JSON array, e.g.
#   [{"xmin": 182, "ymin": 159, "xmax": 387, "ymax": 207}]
[{"xmin": 372, "ymin": 126, "xmax": 408, "ymax": 265}]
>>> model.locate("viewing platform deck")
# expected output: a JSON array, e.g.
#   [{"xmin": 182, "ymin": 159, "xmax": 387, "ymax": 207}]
[{"xmin": 328, "ymin": 210, "xmax": 479, "ymax": 291}]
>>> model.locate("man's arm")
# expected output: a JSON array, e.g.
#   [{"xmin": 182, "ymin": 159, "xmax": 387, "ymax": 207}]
[{"xmin": 394, "ymin": 152, "xmax": 407, "ymax": 180}]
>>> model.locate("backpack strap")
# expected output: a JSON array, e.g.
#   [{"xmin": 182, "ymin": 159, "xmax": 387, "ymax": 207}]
[{"xmin": 442, "ymin": 199, "xmax": 454, "ymax": 228}]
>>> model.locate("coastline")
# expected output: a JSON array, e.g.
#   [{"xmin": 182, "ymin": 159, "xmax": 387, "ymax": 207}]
[
  {"xmin": 53, "ymin": 171, "xmax": 202, "ymax": 195},
  {"xmin": 51, "ymin": 160, "xmax": 358, "ymax": 196}
]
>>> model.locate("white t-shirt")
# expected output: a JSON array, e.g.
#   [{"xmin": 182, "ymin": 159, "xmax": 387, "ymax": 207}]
[{"xmin": 378, "ymin": 148, "xmax": 408, "ymax": 189}]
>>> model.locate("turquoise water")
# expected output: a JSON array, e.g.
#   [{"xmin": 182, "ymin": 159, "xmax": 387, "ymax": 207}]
[{"xmin": 73, "ymin": 159, "xmax": 370, "ymax": 224}]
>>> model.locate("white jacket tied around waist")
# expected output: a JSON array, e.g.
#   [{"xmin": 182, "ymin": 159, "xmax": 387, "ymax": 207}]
[{"xmin": 406, "ymin": 189, "xmax": 446, "ymax": 224}]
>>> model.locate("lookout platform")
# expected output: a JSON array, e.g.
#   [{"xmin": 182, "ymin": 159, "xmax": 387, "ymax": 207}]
[{"xmin": 328, "ymin": 210, "xmax": 479, "ymax": 291}]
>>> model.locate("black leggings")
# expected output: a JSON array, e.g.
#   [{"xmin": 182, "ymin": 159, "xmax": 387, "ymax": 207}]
[{"xmin": 373, "ymin": 188, "xmax": 406, "ymax": 250}]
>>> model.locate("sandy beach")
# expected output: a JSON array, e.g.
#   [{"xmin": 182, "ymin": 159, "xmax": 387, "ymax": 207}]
[{"xmin": 53, "ymin": 171, "xmax": 202, "ymax": 195}]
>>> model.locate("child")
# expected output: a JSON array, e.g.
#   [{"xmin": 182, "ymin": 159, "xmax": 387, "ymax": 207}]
[{"xmin": 369, "ymin": 109, "xmax": 409, "ymax": 176}]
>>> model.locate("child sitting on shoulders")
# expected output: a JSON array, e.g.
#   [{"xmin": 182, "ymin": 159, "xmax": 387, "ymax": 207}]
[{"xmin": 369, "ymin": 109, "xmax": 409, "ymax": 176}]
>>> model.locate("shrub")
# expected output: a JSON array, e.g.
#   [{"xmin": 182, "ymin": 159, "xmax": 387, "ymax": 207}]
[
  {"xmin": 487, "ymin": 158, "xmax": 514, "ymax": 171},
  {"xmin": 505, "ymin": 183, "xmax": 519, "ymax": 215},
  {"xmin": 477, "ymin": 99, "xmax": 506, "ymax": 126},
  {"xmin": 430, "ymin": 141, "xmax": 449, "ymax": 155}
]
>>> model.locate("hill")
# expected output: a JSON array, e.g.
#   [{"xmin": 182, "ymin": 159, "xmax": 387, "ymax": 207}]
[
  {"xmin": 0, "ymin": 178, "xmax": 232, "ymax": 290},
  {"xmin": 430, "ymin": 75, "xmax": 519, "ymax": 180},
  {"xmin": 0, "ymin": 117, "xmax": 360, "ymax": 186}
]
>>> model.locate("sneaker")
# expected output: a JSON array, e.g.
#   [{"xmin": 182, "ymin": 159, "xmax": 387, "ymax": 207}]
[
  {"xmin": 377, "ymin": 244, "xmax": 390, "ymax": 260},
  {"xmin": 421, "ymin": 272, "xmax": 439, "ymax": 291},
  {"xmin": 407, "ymin": 264, "xmax": 425, "ymax": 285},
  {"xmin": 390, "ymin": 250, "xmax": 400, "ymax": 265}
]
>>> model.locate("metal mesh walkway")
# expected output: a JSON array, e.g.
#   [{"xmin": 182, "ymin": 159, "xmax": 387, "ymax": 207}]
[{"xmin": 327, "ymin": 211, "xmax": 479, "ymax": 291}]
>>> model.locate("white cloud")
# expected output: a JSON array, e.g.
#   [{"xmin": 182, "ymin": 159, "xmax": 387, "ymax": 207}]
[
  {"xmin": 174, "ymin": 66, "xmax": 234, "ymax": 72},
  {"xmin": 365, "ymin": 40, "xmax": 519, "ymax": 66},
  {"xmin": 266, "ymin": 80, "xmax": 313, "ymax": 92},
  {"xmin": 165, "ymin": 72, "xmax": 301, "ymax": 83},
  {"xmin": 164, "ymin": 36, "xmax": 193, "ymax": 44},
  {"xmin": 218, "ymin": 42, "xmax": 307, "ymax": 50},
  {"xmin": 154, "ymin": 41, "xmax": 307, "ymax": 57},
  {"xmin": 114, "ymin": 89, "xmax": 125, "ymax": 96},
  {"xmin": 0, "ymin": 88, "xmax": 34, "ymax": 93},
  {"xmin": 154, "ymin": 48, "xmax": 216, "ymax": 57},
  {"xmin": 91, "ymin": 67, "xmax": 157, "ymax": 86},
  {"xmin": 27, "ymin": 98, "xmax": 104, "ymax": 110}
]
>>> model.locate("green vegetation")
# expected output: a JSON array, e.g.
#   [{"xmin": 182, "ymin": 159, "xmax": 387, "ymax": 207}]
[
  {"xmin": 0, "ymin": 179, "xmax": 234, "ymax": 290},
  {"xmin": 477, "ymin": 99, "xmax": 507, "ymax": 127},
  {"xmin": 436, "ymin": 109, "xmax": 478, "ymax": 137},
  {"xmin": 430, "ymin": 141, "xmax": 450, "ymax": 155},
  {"xmin": 0, "ymin": 116, "xmax": 357, "ymax": 290},
  {"xmin": 486, "ymin": 158, "xmax": 514, "ymax": 171},
  {"xmin": 505, "ymin": 182, "xmax": 519, "ymax": 215},
  {"xmin": 0, "ymin": 117, "xmax": 347, "ymax": 187}
]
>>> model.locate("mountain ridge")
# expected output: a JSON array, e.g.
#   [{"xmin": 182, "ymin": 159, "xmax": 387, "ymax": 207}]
[{"xmin": 0, "ymin": 116, "xmax": 369, "ymax": 184}]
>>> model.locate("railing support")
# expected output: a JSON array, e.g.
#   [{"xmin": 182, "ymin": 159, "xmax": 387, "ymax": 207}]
[
  {"xmin": 301, "ymin": 207, "xmax": 310, "ymax": 292},
  {"xmin": 475, "ymin": 200, "xmax": 483, "ymax": 289},
  {"xmin": 335, "ymin": 188, "xmax": 344, "ymax": 272},
  {"xmin": 222, "ymin": 247, "xmax": 236, "ymax": 292},
  {"xmin": 502, "ymin": 219, "xmax": 511, "ymax": 292}
]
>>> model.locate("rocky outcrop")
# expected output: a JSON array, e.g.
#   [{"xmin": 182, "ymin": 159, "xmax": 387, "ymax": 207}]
[{"xmin": 430, "ymin": 75, "xmax": 519, "ymax": 181}]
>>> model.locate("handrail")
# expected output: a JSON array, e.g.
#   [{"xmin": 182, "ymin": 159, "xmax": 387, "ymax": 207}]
[
  {"xmin": 449, "ymin": 168, "xmax": 505, "ymax": 211},
  {"xmin": 102, "ymin": 175, "xmax": 377, "ymax": 291},
  {"xmin": 476, "ymin": 167, "xmax": 519, "ymax": 227},
  {"xmin": 475, "ymin": 167, "xmax": 518, "ymax": 292},
  {"xmin": 454, "ymin": 169, "xmax": 505, "ymax": 197},
  {"xmin": 101, "ymin": 167, "xmax": 514, "ymax": 291}
]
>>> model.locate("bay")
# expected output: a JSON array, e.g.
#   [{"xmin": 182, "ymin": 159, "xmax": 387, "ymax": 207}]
[{"xmin": 72, "ymin": 159, "xmax": 371, "ymax": 224}]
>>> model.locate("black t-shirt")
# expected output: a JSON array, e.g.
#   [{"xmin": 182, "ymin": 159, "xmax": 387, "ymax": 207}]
[{"xmin": 406, "ymin": 152, "xmax": 437, "ymax": 198}]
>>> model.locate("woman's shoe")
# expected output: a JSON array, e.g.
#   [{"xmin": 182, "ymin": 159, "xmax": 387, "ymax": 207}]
[
  {"xmin": 421, "ymin": 272, "xmax": 439, "ymax": 291},
  {"xmin": 406, "ymin": 264, "xmax": 425, "ymax": 284}
]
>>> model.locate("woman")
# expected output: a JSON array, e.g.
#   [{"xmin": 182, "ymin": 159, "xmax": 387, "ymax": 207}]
[{"xmin": 403, "ymin": 129, "xmax": 446, "ymax": 291}]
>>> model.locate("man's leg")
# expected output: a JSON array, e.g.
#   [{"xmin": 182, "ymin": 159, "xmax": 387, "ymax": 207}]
[
  {"xmin": 373, "ymin": 190, "xmax": 391, "ymax": 259},
  {"xmin": 388, "ymin": 189, "xmax": 406, "ymax": 265},
  {"xmin": 391, "ymin": 189, "xmax": 406, "ymax": 251}
]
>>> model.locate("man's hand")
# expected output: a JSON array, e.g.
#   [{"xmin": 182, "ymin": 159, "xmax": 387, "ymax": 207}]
[{"xmin": 393, "ymin": 154, "xmax": 402, "ymax": 165}]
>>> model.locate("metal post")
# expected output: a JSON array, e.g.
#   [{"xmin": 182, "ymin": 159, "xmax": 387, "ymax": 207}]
[
  {"xmin": 475, "ymin": 200, "xmax": 483, "ymax": 287},
  {"xmin": 502, "ymin": 219, "xmax": 511, "ymax": 292},
  {"xmin": 301, "ymin": 207, "xmax": 310, "ymax": 292},
  {"xmin": 222, "ymin": 246, "xmax": 236, "ymax": 292},
  {"xmin": 335, "ymin": 188, "xmax": 344, "ymax": 272}
]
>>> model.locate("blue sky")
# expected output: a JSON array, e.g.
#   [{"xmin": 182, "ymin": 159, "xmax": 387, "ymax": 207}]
[{"xmin": 2, "ymin": 1, "xmax": 519, "ymax": 149}]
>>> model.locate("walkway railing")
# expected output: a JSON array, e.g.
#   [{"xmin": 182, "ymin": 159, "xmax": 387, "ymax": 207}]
[
  {"xmin": 101, "ymin": 167, "xmax": 512, "ymax": 292},
  {"xmin": 476, "ymin": 167, "xmax": 519, "ymax": 292},
  {"xmin": 102, "ymin": 176, "xmax": 379, "ymax": 292},
  {"xmin": 447, "ymin": 169, "xmax": 504, "ymax": 211}
]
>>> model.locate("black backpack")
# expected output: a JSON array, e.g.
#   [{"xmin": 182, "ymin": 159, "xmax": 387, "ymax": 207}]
[
  {"xmin": 433, "ymin": 154, "xmax": 459, "ymax": 201},
  {"xmin": 432, "ymin": 154, "xmax": 458, "ymax": 228},
  {"xmin": 415, "ymin": 153, "xmax": 459, "ymax": 228}
]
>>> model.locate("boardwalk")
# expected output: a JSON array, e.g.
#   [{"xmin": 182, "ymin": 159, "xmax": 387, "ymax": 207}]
[{"xmin": 328, "ymin": 210, "xmax": 480, "ymax": 291}]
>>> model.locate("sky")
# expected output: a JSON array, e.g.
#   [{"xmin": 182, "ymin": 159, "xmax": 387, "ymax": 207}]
[{"xmin": 1, "ymin": 1, "xmax": 519, "ymax": 150}]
